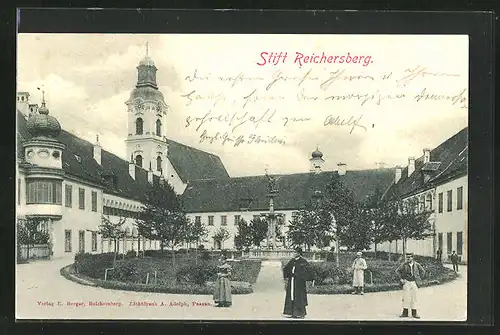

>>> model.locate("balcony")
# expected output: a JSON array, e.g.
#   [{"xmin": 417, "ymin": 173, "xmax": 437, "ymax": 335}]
[{"xmin": 22, "ymin": 204, "xmax": 63, "ymax": 219}]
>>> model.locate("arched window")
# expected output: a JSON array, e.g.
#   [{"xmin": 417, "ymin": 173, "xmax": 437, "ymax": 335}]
[
  {"xmin": 135, "ymin": 155, "xmax": 143, "ymax": 167},
  {"xmin": 136, "ymin": 118, "xmax": 143, "ymax": 135},
  {"xmin": 156, "ymin": 119, "xmax": 162, "ymax": 136},
  {"xmin": 156, "ymin": 156, "xmax": 162, "ymax": 171}
]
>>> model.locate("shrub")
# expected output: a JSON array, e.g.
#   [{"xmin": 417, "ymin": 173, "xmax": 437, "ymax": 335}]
[
  {"xmin": 109, "ymin": 262, "xmax": 143, "ymax": 283},
  {"xmin": 125, "ymin": 250, "xmax": 137, "ymax": 259},
  {"xmin": 74, "ymin": 252, "xmax": 115, "ymax": 279},
  {"xmin": 200, "ymin": 250, "xmax": 211, "ymax": 261},
  {"xmin": 175, "ymin": 263, "xmax": 218, "ymax": 285},
  {"xmin": 229, "ymin": 260, "xmax": 262, "ymax": 284}
]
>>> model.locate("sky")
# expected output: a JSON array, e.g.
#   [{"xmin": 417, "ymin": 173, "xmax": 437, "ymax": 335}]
[{"xmin": 17, "ymin": 34, "xmax": 468, "ymax": 177}]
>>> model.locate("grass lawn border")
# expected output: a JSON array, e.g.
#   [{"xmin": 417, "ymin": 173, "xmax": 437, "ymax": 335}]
[
  {"xmin": 308, "ymin": 269, "xmax": 459, "ymax": 294},
  {"xmin": 60, "ymin": 264, "xmax": 253, "ymax": 295}
]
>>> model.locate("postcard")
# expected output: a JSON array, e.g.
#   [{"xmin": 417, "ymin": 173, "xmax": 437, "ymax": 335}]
[{"xmin": 16, "ymin": 32, "xmax": 468, "ymax": 321}]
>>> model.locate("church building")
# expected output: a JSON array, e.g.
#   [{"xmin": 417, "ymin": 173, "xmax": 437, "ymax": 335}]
[{"xmin": 16, "ymin": 50, "xmax": 467, "ymax": 261}]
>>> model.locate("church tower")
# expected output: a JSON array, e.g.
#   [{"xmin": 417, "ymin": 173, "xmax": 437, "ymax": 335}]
[{"xmin": 125, "ymin": 43, "xmax": 169, "ymax": 176}]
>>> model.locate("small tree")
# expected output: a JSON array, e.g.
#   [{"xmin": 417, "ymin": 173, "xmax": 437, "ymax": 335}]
[
  {"xmin": 249, "ymin": 217, "xmax": 268, "ymax": 248},
  {"xmin": 136, "ymin": 181, "xmax": 187, "ymax": 265},
  {"xmin": 213, "ymin": 227, "xmax": 230, "ymax": 249},
  {"xmin": 390, "ymin": 197, "xmax": 434, "ymax": 258},
  {"xmin": 323, "ymin": 174, "xmax": 359, "ymax": 256},
  {"xmin": 287, "ymin": 209, "xmax": 318, "ymax": 251},
  {"xmin": 17, "ymin": 217, "xmax": 49, "ymax": 260},
  {"xmin": 98, "ymin": 215, "xmax": 126, "ymax": 267},
  {"xmin": 234, "ymin": 218, "xmax": 252, "ymax": 250}
]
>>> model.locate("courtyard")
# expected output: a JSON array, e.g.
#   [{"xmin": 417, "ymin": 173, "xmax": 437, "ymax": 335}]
[{"xmin": 16, "ymin": 259, "xmax": 467, "ymax": 321}]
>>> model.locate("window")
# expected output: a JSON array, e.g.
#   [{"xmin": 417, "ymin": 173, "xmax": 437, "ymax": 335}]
[
  {"xmin": 136, "ymin": 118, "xmax": 143, "ymax": 135},
  {"xmin": 438, "ymin": 233, "xmax": 443, "ymax": 251},
  {"xmin": 91, "ymin": 232, "xmax": 97, "ymax": 251},
  {"xmin": 135, "ymin": 155, "xmax": 143, "ymax": 168},
  {"xmin": 195, "ymin": 216, "xmax": 201, "ymax": 225},
  {"xmin": 447, "ymin": 232, "xmax": 452, "ymax": 254},
  {"xmin": 156, "ymin": 119, "xmax": 162, "ymax": 136},
  {"xmin": 17, "ymin": 179, "xmax": 21, "ymax": 205},
  {"xmin": 457, "ymin": 232, "xmax": 463, "ymax": 255},
  {"xmin": 91, "ymin": 191, "xmax": 97, "ymax": 212},
  {"xmin": 438, "ymin": 193, "xmax": 443, "ymax": 213},
  {"xmin": 234, "ymin": 215, "xmax": 241, "ymax": 225},
  {"xmin": 208, "ymin": 216, "xmax": 214, "ymax": 226},
  {"xmin": 221, "ymin": 215, "xmax": 227, "ymax": 226},
  {"xmin": 457, "ymin": 186, "xmax": 463, "ymax": 210},
  {"xmin": 79, "ymin": 230, "xmax": 85, "ymax": 252},
  {"xmin": 64, "ymin": 230, "xmax": 72, "ymax": 252},
  {"xmin": 447, "ymin": 190, "xmax": 453, "ymax": 212},
  {"xmin": 65, "ymin": 185, "xmax": 72, "ymax": 207},
  {"xmin": 26, "ymin": 179, "xmax": 62, "ymax": 205},
  {"xmin": 156, "ymin": 156, "xmax": 162, "ymax": 171},
  {"xmin": 78, "ymin": 188, "xmax": 85, "ymax": 209}
]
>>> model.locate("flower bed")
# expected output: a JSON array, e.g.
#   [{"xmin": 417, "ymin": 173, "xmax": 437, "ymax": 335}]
[
  {"xmin": 61, "ymin": 265, "xmax": 252, "ymax": 294},
  {"xmin": 67, "ymin": 252, "xmax": 260, "ymax": 294},
  {"xmin": 281, "ymin": 253, "xmax": 459, "ymax": 294}
]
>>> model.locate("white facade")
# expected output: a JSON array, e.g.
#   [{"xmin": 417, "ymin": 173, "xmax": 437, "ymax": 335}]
[
  {"xmin": 186, "ymin": 210, "xmax": 296, "ymax": 250},
  {"xmin": 375, "ymin": 175, "xmax": 467, "ymax": 263}
]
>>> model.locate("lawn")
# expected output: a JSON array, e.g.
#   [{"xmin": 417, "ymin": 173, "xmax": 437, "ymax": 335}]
[
  {"xmin": 281, "ymin": 251, "xmax": 458, "ymax": 294},
  {"xmin": 72, "ymin": 251, "xmax": 262, "ymax": 294}
]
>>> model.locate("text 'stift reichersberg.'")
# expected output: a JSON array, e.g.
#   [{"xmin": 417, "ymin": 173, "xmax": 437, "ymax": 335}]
[{"xmin": 257, "ymin": 51, "xmax": 373, "ymax": 67}]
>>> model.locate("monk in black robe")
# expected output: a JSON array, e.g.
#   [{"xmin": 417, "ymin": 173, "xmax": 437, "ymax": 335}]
[{"xmin": 283, "ymin": 247, "xmax": 313, "ymax": 319}]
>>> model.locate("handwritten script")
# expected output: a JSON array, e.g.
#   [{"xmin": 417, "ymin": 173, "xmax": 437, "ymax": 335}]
[{"xmin": 180, "ymin": 64, "xmax": 467, "ymax": 147}]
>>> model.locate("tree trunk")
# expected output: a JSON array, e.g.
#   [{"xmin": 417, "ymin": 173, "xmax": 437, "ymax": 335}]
[
  {"xmin": 374, "ymin": 242, "xmax": 378, "ymax": 259},
  {"xmin": 137, "ymin": 235, "xmax": 141, "ymax": 257},
  {"xmin": 113, "ymin": 238, "xmax": 117, "ymax": 268},
  {"xmin": 172, "ymin": 246, "xmax": 176, "ymax": 266}
]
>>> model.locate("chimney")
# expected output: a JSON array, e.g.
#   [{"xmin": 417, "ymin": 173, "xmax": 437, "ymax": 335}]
[
  {"xmin": 148, "ymin": 162, "xmax": 154, "ymax": 184},
  {"xmin": 423, "ymin": 148, "xmax": 431, "ymax": 163},
  {"xmin": 337, "ymin": 162, "xmax": 347, "ymax": 176},
  {"xmin": 395, "ymin": 165, "xmax": 402, "ymax": 184},
  {"xmin": 408, "ymin": 157, "xmax": 415, "ymax": 177},
  {"xmin": 16, "ymin": 92, "xmax": 31, "ymax": 118},
  {"xmin": 93, "ymin": 134, "xmax": 102, "ymax": 165},
  {"xmin": 129, "ymin": 154, "xmax": 136, "ymax": 180},
  {"xmin": 29, "ymin": 104, "xmax": 39, "ymax": 118}
]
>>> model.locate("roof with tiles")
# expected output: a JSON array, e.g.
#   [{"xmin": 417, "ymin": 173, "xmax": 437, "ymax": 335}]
[
  {"xmin": 17, "ymin": 110, "xmax": 227, "ymax": 202},
  {"xmin": 382, "ymin": 127, "xmax": 468, "ymax": 201},
  {"xmin": 181, "ymin": 168, "xmax": 395, "ymax": 213}
]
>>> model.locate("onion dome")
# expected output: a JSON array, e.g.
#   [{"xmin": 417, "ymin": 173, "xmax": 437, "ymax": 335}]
[
  {"xmin": 26, "ymin": 100, "xmax": 61, "ymax": 139},
  {"xmin": 139, "ymin": 55, "xmax": 155, "ymax": 67},
  {"xmin": 311, "ymin": 147, "xmax": 323, "ymax": 159},
  {"xmin": 129, "ymin": 86, "xmax": 165, "ymax": 101}
]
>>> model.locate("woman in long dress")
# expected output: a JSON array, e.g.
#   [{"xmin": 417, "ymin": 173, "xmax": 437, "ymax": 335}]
[
  {"xmin": 351, "ymin": 251, "xmax": 368, "ymax": 295},
  {"xmin": 213, "ymin": 256, "xmax": 232, "ymax": 307}
]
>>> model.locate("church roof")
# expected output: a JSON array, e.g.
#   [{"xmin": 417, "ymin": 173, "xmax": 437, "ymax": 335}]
[
  {"xmin": 181, "ymin": 169, "xmax": 395, "ymax": 213},
  {"xmin": 17, "ymin": 110, "xmax": 228, "ymax": 201},
  {"xmin": 382, "ymin": 127, "xmax": 468, "ymax": 201},
  {"xmin": 165, "ymin": 138, "xmax": 229, "ymax": 182}
]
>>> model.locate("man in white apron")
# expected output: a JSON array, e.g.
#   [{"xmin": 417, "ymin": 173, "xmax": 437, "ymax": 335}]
[
  {"xmin": 351, "ymin": 251, "xmax": 368, "ymax": 295},
  {"xmin": 396, "ymin": 253, "xmax": 426, "ymax": 319}
]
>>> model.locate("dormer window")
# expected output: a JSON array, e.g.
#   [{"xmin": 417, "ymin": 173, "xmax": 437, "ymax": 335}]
[
  {"xmin": 239, "ymin": 198, "xmax": 253, "ymax": 211},
  {"xmin": 74, "ymin": 154, "xmax": 82, "ymax": 163}
]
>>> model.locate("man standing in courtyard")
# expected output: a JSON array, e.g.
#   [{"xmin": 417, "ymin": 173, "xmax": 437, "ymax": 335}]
[
  {"xmin": 396, "ymin": 253, "xmax": 426, "ymax": 319},
  {"xmin": 351, "ymin": 251, "xmax": 368, "ymax": 295},
  {"xmin": 283, "ymin": 247, "xmax": 313, "ymax": 319},
  {"xmin": 450, "ymin": 251, "xmax": 459, "ymax": 272},
  {"xmin": 436, "ymin": 248, "xmax": 442, "ymax": 262}
]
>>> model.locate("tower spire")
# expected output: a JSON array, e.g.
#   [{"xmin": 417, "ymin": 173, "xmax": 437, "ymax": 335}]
[{"xmin": 146, "ymin": 41, "xmax": 149, "ymax": 56}]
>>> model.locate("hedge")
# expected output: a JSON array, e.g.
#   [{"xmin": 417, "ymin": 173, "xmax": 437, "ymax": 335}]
[{"xmin": 61, "ymin": 264, "xmax": 253, "ymax": 295}]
